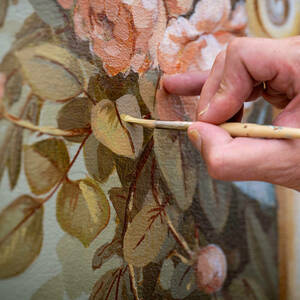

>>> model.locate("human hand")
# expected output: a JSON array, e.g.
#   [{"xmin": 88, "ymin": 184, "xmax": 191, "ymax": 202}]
[{"xmin": 163, "ymin": 37, "xmax": 300, "ymax": 191}]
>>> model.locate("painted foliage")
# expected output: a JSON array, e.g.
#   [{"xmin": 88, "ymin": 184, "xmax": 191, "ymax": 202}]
[{"xmin": 1, "ymin": 0, "xmax": 297, "ymax": 299}]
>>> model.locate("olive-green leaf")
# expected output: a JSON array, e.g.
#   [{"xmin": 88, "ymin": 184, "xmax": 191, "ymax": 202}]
[
  {"xmin": 16, "ymin": 43, "xmax": 83, "ymax": 101},
  {"xmin": 7, "ymin": 127, "xmax": 23, "ymax": 190},
  {"xmin": 170, "ymin": 262, "xmax": 196, "ymax": 299},
  {"xmin": 29, "ymin": 0, "xmax": 65, "ymax": 28},
  {"xmin": 91, "ymin": 95, "xmax": 143, "ymax": 158},
  {"xmin": 0, "ymin": 53, "xmax": 23, "ymax": 107},
  {"xmin": 24, "ymin": 138, "xmax": 70, "ymax": 195},
  {"xmin": 228, "ymin": 276, "xmax": 269, "ymax": 300},
  {"xmin": 0, "ymin": 0, "xmax": 8, "ymax": 28},
  {"xmin": 92, "ymin": 239, "xmax": 122, "ymax": 270},
  {"xmin": 246, "ymin": 206, "xmax": 277, "ymax": 298},
  {"xmin": 124, "ymin": 204, "xmax": 168, "ymax": 267},
  {"xmin": 154, "ymin": 129, "xmax": 197, "ymax": 211},
  {"xmin": 90, "ymin": 268, "xmax": 131, "ymax": 300},
  {"xmin": 83, "ymin": 135, "xmax": 114, "ymax": 182},
  {"xmin": 197, "ymin": 170, "xmax": 232, "ymax": 233},
  {"xmin": 138, "ymin": 69, "xmax": 159, "ymax": 116},
  {"xmin": 57, "ymin": 97, "xmax": 91, "ymax": 143},
  {"xmin": 56, "ymin": 178, "xmax": 110, "ymax": 247},
  {"xmin": 0, "ymin": 195, "xmax": 43, "ymax": 278}
]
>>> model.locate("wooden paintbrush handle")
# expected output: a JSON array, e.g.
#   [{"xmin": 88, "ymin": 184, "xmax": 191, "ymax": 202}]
[
  {"xmin": 120, "ymin": 114, "xmax": 300, "ymax": 139},
  {"xmin": 221, "ymin": 123, "xmax": 300, "ymax": 139}
]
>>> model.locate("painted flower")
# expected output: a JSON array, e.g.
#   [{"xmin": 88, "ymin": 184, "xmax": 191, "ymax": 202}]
[
  {"xmin": 164, "ymin": 0, "xmax": 194, "ymax": 17},
  {"xmin": 157, "ymin": 0, "xmax": 247, "ymax": 121},
  {"xmin": 58, "ymin": 0, "xmax": 166, "ymax": 76}
]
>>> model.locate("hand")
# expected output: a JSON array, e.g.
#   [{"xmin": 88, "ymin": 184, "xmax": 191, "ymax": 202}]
[{"xmin": 163, "ymin": 37, "xmax": 300, "ymax": 191}]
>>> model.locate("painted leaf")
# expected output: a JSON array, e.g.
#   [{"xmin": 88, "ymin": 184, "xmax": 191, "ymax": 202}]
[
  {"xmin": 0, "ymin": 195, "xmax": 43, "ymax": 278},
  {"xmin": 228, "ymin": 276, "xmax": 269, "ymax": 300},
  {"xmin": 159, "ymin": 258, "xmax": 175, "ymax": 290},
  {"xmin": 0, "ymin": 0, "xmax": 8, "ymax": 27},
  {"xmin": 170, "ymin": 262, "xmax": 196, "ymax": 299},
  {"xmin": 24, "ymin": 138, "xmax": 70, "ymax": 195},
  {"xmin": 0, "ymin": 53, "xmax": 23, "ymax": 107},
  {"xmin": 197, "ymin": 158, "xmax": 232, "ymax": 232},
  {"xmin": 16, "ymin": 43, "xmax": 83, "ymax": 101},
  {"xmin": 56, "ymin": 178, "xmax": 110, "ymax": 247},
  {"xmin": 124, "ymin": 204, "xmax": 168, "ymax": 267},
  {"xmin": 138, "ymin": 69, "xmax": 159, "ymax": 116},
  {"xmin": 90, "ymin": 268, "xmax": 131, "ymax": 300},
  {"xmin": 91, "ymin": 95, "xmax": 143, "ymax": 158},
  {"xmin": 24, "ymin": 94, "xmax": 43, "ymax": 125},
  {"xmin": 83, "ymin": 135, "xmax": 114, "ymax": 182},
  {"xmin": 7, "ymin": 127, "xmax": 23, "ymax": 190},
  {"xmin": 109, "ymin": 187, "xmax": 129, "ymax": 224},
  {"xmin": 246, "ymin": 206, "xmax": 277, "ymax": 298},
  {"xmin": 29, "ymin": 0, "xmax": 65, "ymax": 28},
  {"xmin": 154, "ymin": 129, "xmax": 197, "ymax": 211},
  {"xmin": 57, "ymin": 97, "xmax": 91, "ymax": 143},
  {"xmin": 92, "ymin": 239, "xmax": 122, "ymax": 270},
  {"xmin": 114, "ymin": 156, "xmax": 136, "ymax": 188}
]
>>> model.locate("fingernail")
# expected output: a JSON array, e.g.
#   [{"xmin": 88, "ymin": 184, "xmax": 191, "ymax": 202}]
[
  {"xmin": 188, "ymin": 128, "xmax": 202, "ymax": 149},
  {"xmin": 198, "ymin": 103, "xmax": 210, "ymax": 118}
]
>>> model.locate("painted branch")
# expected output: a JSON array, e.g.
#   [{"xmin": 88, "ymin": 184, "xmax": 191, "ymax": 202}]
[
  {"xmin": 4, "ymin": 112, "xmax": 90, "ymax": 137},
  {"xmin": 121, "ymin": 114, "xmax": 300, "ymax": 139}
]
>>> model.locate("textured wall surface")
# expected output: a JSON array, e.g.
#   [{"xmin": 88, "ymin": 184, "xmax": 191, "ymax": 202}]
[{"xmin": 0, "ymin": 1, "xmax": 281, "ymax": 299}]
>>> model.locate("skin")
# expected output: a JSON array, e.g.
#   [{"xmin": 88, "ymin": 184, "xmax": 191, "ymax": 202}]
[{"xmin": 163, "ymin": 37, "xmax": 300, "ymax": 191}]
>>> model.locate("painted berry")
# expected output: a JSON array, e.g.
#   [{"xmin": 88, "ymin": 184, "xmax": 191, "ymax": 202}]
[{"xmin": 194, "ymin": 244, "xmax": 227, "ymax": 294}]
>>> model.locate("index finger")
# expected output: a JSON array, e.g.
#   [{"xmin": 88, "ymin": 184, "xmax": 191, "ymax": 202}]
[{"xmin": 198, "ymin": 37, "xmax": 287, "ymax": 124}]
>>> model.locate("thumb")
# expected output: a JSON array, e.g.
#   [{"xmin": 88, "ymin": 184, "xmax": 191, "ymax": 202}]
[{"xmin": 187, "ymin": 122, "xmax": 300, "ymax": 188}]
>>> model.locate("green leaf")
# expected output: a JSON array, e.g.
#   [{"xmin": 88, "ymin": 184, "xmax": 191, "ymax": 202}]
[
  {"xmin": 57, "ymin": 97, "xmax": 91, "ymax": 143},
  {"xmin": 170, "ymin": 262, "xmax": 196, "ymax": 299},
  {"xmin": 0, "ymin": 0, "xmax": 8, "ymax": 27},
  {"xmin": 13, "ymin": 13, "xmax": 52, "ymax": 50},
  {"xmin": 24, "ymin": 138, "xmax": 70, "ymax": 195},
  {"xmin": 7, "ymin": 127, "xmax": 23, "ymax": 190},
  {"xmin": 154, "ymin": 129, "xmax": 197, "ymax": 211},
  {"xmin": 91, "ymin": 95, "xmax": 143, "ymax": 158},
  {"xmin": 83, "ymin": 135, "xmax": 115, "ymax": 182},
  {"xmin": 0, "ymin": 53, "xmax": 23, "ymax": 107},
  {"xmin": 228, "ymin": 276, "xmax": 269, "ymax": 300},
  {"xmin": 159, "ymin": 258, "xmax": 175, "ymax": 290},
  {"xmin": 0, "ymin": 195, "xmax": 43, "ymax": 278},
  {"xmin": 24, "ymin": 94, "xmax": 43, "ymax": 125},
  {"xmin": 197, "ymin": 173, "xmax": 232, "ymax": 233},
  {"xmin": 124, "ymin": 203, "xmax": 168, "ymax": 267},
  {"xmin": 56, "ymin": 178, "xmax": 110, "ymax": 247},
  {"xmin": 29, "ymin": 0, "xmax": 65, "ymax": 28},
  {"xmin": 16, "ymin": 43, "xmax": 84, "ymax": 101},
  {"xmin": 90, "ymin": 268, "xmax": 132, "ymax": 300},
  {"xmin": 114, "ymin": 156, "xmax": 136, "ymax": 188},
  {"xmin": 138, "ymin": 69, "xmax": 159, "ymax": 116},
  {"xmin": 108, "ymin": 187, "xmax": 129, "ymax": 224},
  {"xmin": 246, "ymin": 206, "xmax": 278, "ymax": 298},
  {"xmin": 92, "ymin": 239, "xmax": 122, "ymax": 270}
]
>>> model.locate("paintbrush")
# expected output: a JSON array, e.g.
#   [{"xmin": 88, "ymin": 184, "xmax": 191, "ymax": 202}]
[{"xmin": 120, "ymin": 114, "xmax": 300, "ymax": 139}]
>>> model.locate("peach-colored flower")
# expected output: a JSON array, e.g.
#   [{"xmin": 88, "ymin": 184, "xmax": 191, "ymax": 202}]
[
  {"xmin": 57, "ymin": 0, "xmax": 74, "ymax": 9},
  {"xmin": 164, "ymin": 0, "xmax": 193, "ymax": 17},
  {"xmin": 157, "ymin": 0, "xmax": 247, "ymax": 121},
  {"xmin": 60, "ymin": 0, "xmax": 166, "ymax": 76}
]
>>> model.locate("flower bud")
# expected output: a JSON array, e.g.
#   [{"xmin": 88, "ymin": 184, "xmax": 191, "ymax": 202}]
[{"xmin": 194, "ymin": 244, "xmax": 227, "ymax": 294}]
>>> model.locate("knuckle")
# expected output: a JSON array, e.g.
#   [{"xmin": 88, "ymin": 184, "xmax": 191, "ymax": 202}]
[{"xmin": 227, "ymin": 37, "xmax": 244, "ymax": 55}]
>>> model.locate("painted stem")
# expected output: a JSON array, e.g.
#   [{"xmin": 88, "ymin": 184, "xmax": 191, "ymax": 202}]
[
  {"xmin": 3, "ymin": 111, "xmax": 91, "ymax": 137},
  {"xmin": 0, "ymin": 133, "xmax": 91, "ymax": 246},
  {"xmin": 128, "ymin": 264, "xmax": 140, "ymax": 300}
]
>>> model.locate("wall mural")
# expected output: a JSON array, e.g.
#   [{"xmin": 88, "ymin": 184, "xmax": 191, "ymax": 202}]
[{"xmin": 1, "ymin": 0, "xmax": 297, "ymax": 299}]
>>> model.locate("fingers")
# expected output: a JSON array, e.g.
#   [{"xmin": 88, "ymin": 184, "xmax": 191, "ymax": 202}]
[
  {"xmin": 198, "ymin": 37, "xmax": 294, "ymax": 124},
  {"xmin": 163, "ymin": 71, "xmax": 210, "ymax": 96},
  {"xmin": 188, "ymin": 122, "xmax": 300, "ymax": 189}
]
